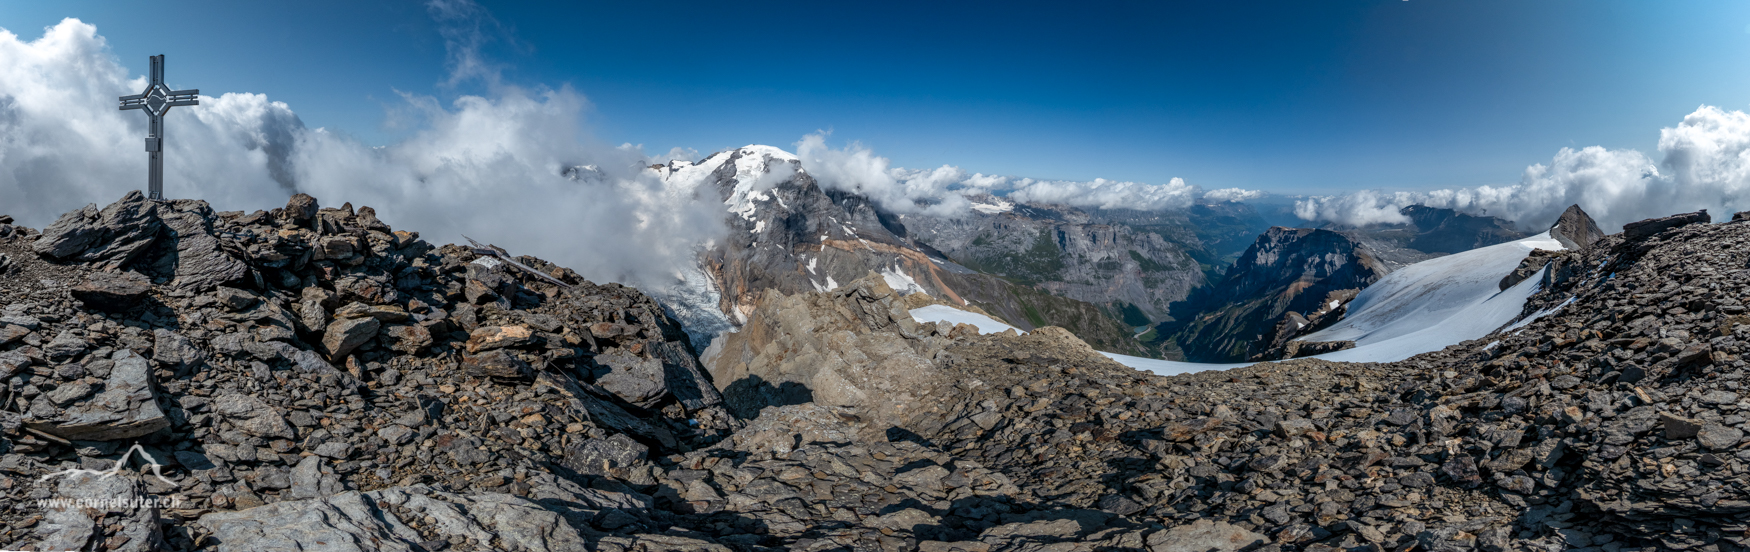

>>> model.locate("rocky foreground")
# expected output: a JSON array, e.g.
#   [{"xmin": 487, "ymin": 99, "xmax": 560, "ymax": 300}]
[{"xmin": 1, "ymin": 192, "xmax": 1748, "ymax": 551}]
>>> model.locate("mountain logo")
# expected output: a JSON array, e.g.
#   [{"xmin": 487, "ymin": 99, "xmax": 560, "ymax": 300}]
[{"xmin": 37, "ymin": 444, "xmax": 177, "ymax": 488}]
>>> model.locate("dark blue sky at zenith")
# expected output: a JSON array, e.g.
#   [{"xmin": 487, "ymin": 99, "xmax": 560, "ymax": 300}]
[{"xmin": 4, "ymin": 0, "xmax": 1750, "ymax": 196}]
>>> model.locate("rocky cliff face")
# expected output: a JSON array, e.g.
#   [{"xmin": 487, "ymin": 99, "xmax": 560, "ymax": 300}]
[
  {"xmin": 900, "ymin": 200, "xmax": 1209, "ymax": 325},
  {"xmin": 1159, "ymin": 227, "xmax": 1388, "ymax": 362}
]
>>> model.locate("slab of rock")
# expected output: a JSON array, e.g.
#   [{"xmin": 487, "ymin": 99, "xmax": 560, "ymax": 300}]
[
  {"xmin": 1549, "ymin": 203, "xmax": 1605, "ymax": 250},
  {"xmin": 33, "ymin": 190, "xmax": 164, "ymax": 269},
  {"xmin": 157, "ymin": 201, "xmax": 249, "ymax": 291},
  {"xmin": 381, "ymin": 324, "xmax": 432, "ymax": 354},
  {"xmin": 197, "ymin": 486, "xmax": 587, "ymax": 552},
  {"xmin": 594, "ymin": 350, "xmax": 669, "ymax": 409},
  {"xmin": 70, "ymin": 270, "xmax": 153, "ymax": 311},
  {"xmin": 1147, "ymin": 520, "xmax": 1267, "ymax": 552},
  {"xmin": 462, "ymin": 349, "xmax": 532, "ymax": 379},
  {"xmin": 32, "ymin": 471, "xmax": 164, "ymax": 552},
  {"xmin": 25, "ymin": 350, "xmax": 168, "ymax": 441},
  {"xmin": 212, "ymin": 393, "xmax": 295, "ymax": 439},
  {"xmin": 332, "ymin": 301, "xmax": 409, "ymax": 322},
  {"xmin": 320, "ymin": 316, "xmax": 380, "ymax": 360},
  {"xmin": 466, "ymin": 325, "xmax": 536, "ymax": 353},
  {"xmin": 562, "ymin": 433, "xmax": 648, "ymax": 477},
  {"xmin": 1623, "ymin": 209, "xmax": 1710, "ymax": 240}
]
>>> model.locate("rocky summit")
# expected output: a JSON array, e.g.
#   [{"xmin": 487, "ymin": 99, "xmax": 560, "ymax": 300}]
[{"xmin": 5, "ymin": 191, "xmax": 1750, "ymax": 552}]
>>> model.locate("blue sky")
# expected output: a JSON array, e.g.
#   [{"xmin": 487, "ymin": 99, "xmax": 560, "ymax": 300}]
[{"xmin": 5, "ymin": 0, "xmax": 1750, "ymax": 196}]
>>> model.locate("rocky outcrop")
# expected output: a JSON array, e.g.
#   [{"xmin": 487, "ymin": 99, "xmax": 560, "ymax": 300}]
[
  {"xmin": 1549, "ymin": 203, "xmax": 1606, "ymax": 250},
  {"xmin": 1498, "ymin": 248, "xmax": 1564, "ymax": 290},
  {"xmin": 1622, "ymin": 208, "xmax": 1710, "ymax": 240},
  {"xmin": 1163, "ymin": 227, "xmax": 1388, "ymax": 362},
  {"xmin": 702, "ymin": 274, "xmax": 966, "ymax": 422},
  {"xmin": 0, "ymin": 192, "xmax": 740, "ymax": 550}
]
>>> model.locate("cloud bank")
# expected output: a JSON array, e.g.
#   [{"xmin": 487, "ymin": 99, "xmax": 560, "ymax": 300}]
[
  {"xmin": 1297, "ymin": 105, "xmax": 1750, "ymax": 232},
  {"xmin": 793, "ymin": 132, "xmax": 1261, "ymax": 216},
  {"xmin": 0, "ymin": 17, "xmax": 725, "ymax": 290}
]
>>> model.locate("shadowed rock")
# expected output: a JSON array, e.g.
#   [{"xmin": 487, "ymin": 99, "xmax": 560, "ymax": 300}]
[
  {"xmin": 69, "ymin": 271, "xmax": 152, "ymax": 311},
  {"xmin": 1623, "ymin": 209, "xmax": 1710, "ymax": 240}
]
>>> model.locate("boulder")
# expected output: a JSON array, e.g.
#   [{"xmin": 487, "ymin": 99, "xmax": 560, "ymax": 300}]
[
  {"xmin": 1147, "ymin": 520, "xmax": 1267, "ymax": 552},
  {"xmin": 196, "ymin": 487, "xmax": 587, "ymax": 552},
  {"xmin": 32, "ymin": 470, "xmax": 164, "ymax": 552},
  {"xmin": 466, "ymin": 325, "xmax": 536, "ymax": 353},
  {"xmin": 211, "ymin": 393, "xmax": 295, "ymax": 439},
  {"xmin": 70, "ymin": 271, "xmax": 153, "ymax": 311},
  {"xmin": 1548, "ymin": 204, "xmax": 1605, "ymax": 250},
  {"xmin": 24, "ymin": 350, "xmax": 168, "ymax": 441},
  {"xmin": 381, "ymin": 324, "xmax": 432, "ymax": 355},
  {"xmin": 462, "ymin": 349, "xmax": 532, "ymax": 379},
  {"xmin": 1623, "ymin": 209, "xmax": 1710, "ymax": 240},
  {"xmin": 157, "ymin": 201, "xmax": 250, "ymax": 291},
  {"xmin": 561, "ymin": 433, "xmax": 648, "ymax": 477},
  {"xmin": 284, "ymin": 193, "xmax": 319, "ymax": 225},
  {"xmin": 593, "ymin": 350, "xmax": 669, "ymax": 409},
  {"xmin": 320, "ymin": 316, "xmax": 380, "ymax": 360},
  {"xmin": 33, "ymin": 190, "xmax": 164, "ymax": 269}
]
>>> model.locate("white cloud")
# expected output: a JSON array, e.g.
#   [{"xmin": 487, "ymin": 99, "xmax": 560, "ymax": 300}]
[
  {"xmin": 793, "ymin": 132, "xmax": 972, "ymax": 217},
  {"xmin": 1297, "ymin": 105, "xmax": 1750, "ymax": 232},
  {"xmin": 794, "ymin": 132, "xmax": 1261, "ymax": 215},
  {"xmin": 0, "ymin": 17, "xmax": 724, "ymax": 290},
  {"xmin": 1203, "ymin": 187, "xmax": 1269, "ymax": 203}
]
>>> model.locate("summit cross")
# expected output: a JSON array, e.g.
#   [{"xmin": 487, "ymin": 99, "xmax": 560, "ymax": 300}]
[{"xmin": 118, "ymin": 55, "xmax": 200, "ymax": 201}]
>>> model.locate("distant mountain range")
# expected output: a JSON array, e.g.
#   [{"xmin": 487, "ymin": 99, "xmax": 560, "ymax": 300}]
[{"xmin": 656, "ymin": 146, "xmax": 1534, "ymax": 361}]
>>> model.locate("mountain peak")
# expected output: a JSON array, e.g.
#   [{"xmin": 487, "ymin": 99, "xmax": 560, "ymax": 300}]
[{"xmin": 1548, "ymin": 203, "xmax": 1605, "ymax": 250}]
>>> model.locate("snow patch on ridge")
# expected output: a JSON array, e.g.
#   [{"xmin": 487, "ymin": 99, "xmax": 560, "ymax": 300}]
[{"xmin": 908, "ymin": 305, "xmax": 1020, "ymax": 335}]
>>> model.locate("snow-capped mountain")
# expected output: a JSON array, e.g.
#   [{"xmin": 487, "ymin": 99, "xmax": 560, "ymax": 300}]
[{"xmin": 654, "ymin": 145, "xmax": 1157, "ymax": 356}]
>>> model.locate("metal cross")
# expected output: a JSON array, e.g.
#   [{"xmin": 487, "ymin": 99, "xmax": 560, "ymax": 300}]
[{"xmin": 118, "ymin": 55, "xmax": 199, "ymax": 201}]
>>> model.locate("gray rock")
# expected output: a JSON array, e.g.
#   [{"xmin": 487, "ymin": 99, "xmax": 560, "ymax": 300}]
[
  {"xmin": 315, "ymin": 441, "xmax": 353, "ymax": 459},
  {"xmin": 1699, "ymin": 423, "xmax": 1744, "ymax": 450},
  {"xmin": 157, "ymin": 201, "xmax": 249, "ymax": 291},
  {"xmin": 153, "ymin": 328, "xmax": 206, "ymax": 371},
  {"xmin": 25, "ymin": 350, "xmax": 168, "ymax": 441},
  {"xmin": 562, "ymin": 433, "xmax": 647, "ymax": 477},
  {"xmin": 284, "ymin": 193, "xmax": 319, "ymax": 225},
  {"xmin": 381, "ymin": 324, "xmax": 432, "ymax": 355},
  {"xmin": 197, "ymin": 486, "xmax": 586, "ymax": 552},
  {"xmin": 288, "ymin": 455, "xmax": 347, "ymax": 500},
  {"xmin": 70, "ymin": 270, "xmax": 153, "ymax": 311},
  {"xmin": 1147, "ymin": 520, "xmax": 1267, "ymax": 552},
  {"xmin": 1549, "ymin": 204, "xmax": 1606, "ymax": 251},
  {"xmin": 462, "ymin": 349, "xmax": 532, "ymax": 379},
  {"xmin": 43, "ymin": 329, "xmax": 88, "ymax": 359},
  {"xmin": 212, "ymin": 393, "xmax": 295, "ymax": 439},
  {"xmin": 33, "ymin": 470, "xmax": 164, "ymax": 552},
  {"xmin": 32, "ymin": 190, "xmax": 164, "ymax": 269},
  {"xmin": 320, "ymin": 316, "xmax": 380, "ymax": 360},
  {"xmin": 1623, "ymin": 209, "xmax": 1710, "ymax": 240},
  {"xmin": 378, "ymin": 425, "xmax": 416, "ymax": 446},
  {"xmin": 594, "ymin": 351, "xmax": 669, "ymax": 409}
]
